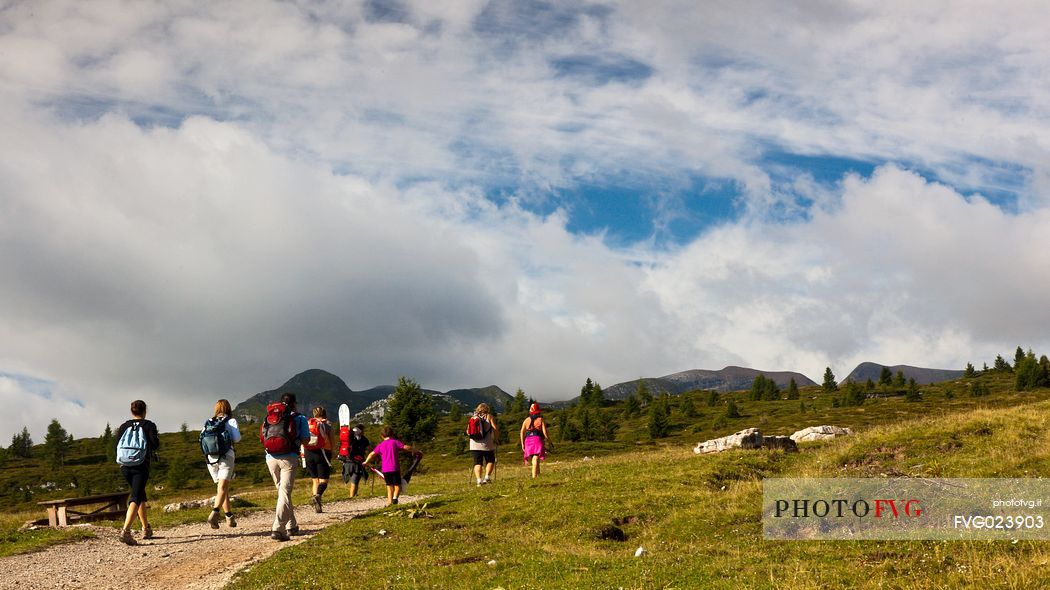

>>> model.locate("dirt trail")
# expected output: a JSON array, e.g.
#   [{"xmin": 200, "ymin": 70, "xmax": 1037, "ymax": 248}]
[{"xmin": 1, "ymin": 495, "xmax": 425, "ymax": 590}]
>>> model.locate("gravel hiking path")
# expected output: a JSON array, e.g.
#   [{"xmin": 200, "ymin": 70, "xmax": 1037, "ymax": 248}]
[{"xmin": 1, "ymin": 495, "xmax": 426, "ymax": 590}]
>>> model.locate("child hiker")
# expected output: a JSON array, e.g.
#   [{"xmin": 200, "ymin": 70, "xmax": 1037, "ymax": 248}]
[{"xmin": 364, "ymin": 426, "xmax": 422, "ymax": 506}]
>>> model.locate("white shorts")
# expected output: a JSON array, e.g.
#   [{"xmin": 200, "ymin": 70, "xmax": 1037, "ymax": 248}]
[{"xmin": 207, "ymin": 450, "xmax": 236, "ymax": 482}]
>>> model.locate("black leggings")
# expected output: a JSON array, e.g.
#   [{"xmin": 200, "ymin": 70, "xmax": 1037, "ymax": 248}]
[{"xmin": 121, "ymin": 465, "xmax": 150, "ymax": 504}]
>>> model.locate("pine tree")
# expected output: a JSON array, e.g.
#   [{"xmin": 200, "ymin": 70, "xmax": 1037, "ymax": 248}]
[
  {"xmin": 1015, "ymin": 346, "xmax": 1026, "ymax": 369},
  {"xmin": 179, "ymin": 422, "xmax": 191, "ymax": 442},
  {"xmin": 705, "ymin": 390, "xmax": 719, "ymax": 407},
  {"xmin": 385, "ymin": 376, "xmax": 438, "ymax": 443},
  {"xmin": 1015, "ymin": 351, "xmax": 1049, "ymax": 391},
  {"xmin": 448, "ymin": 401, "xmax": 463, "ymax": 419},
  {"xmin": 579, "ymin": 378, "xmax": 595, "ymax": 407},
  {"xmin": 750, "ymin": 375, "xmax": 767, "ymax": 401},
  {"xmin": 964, "ymin": 363, "xmax": 977, "ymax": 378},
  {"xmin": 865, "ymin": 378, "xmax": 875, "ymax": 392},
  {"xmin": 905, "ymin": 378, "xmax": 922, "ymax": 402},
  {"xmin": 893, "ymin": 371, "xmax": 906, "ymax": 388},
  {"xmin": 680, "ymin": 395, "xmax": 697, "ymax": 418},
  {"xmin": 9, "ymin": 426, "xmax": 33, "ymax": 458},
  {"xmin": 822, "ymin": 367, "xmax": 838, "ymax": 393},
  {"xmin": 762, "ymin": 378, "xmax": 780, "ymax": 401},
  {"xmin": 622, "ymin": 395, "xmax": 640, "ymax": 418},
  {"xmin": 100, "ymin": 423, "xmax": 116, "ymax": 463},
  {"xmin": 635, "ymin": 380, "xmax": 652, "ymax": 407},
  {"xmin": 878, "ymin": 366, "xmax": 893, "ymax": 386},
  {"xmin": 786, "ymin": 378, "xmax": 800, "ymax": 400},
  {"xmin": 510, "ymin": 388, "xmax": 527, "ymax": 414},
  {"xmin": 994, "ymin": 354, "xmax": 1012, "ymax": 373},
  {"xmin": 724, "ymin": 399, "xmax": 741, "ymax": 419},
  {"xmin": 591, "ymin": 382, "xmax": 604, "ymax": 407},
  {"xmin": 841, "ymin": 380, "xmax": 865, "ymax": 407},
  {"xmin": 44, "ymin": 419, "xmax": 73, "ymax": 468},
  {"xmin": 647, "ymin": 395, "xmax": 670, "ymax": 439}
]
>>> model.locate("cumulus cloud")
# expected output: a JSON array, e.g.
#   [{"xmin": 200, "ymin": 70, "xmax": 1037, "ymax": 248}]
[{"xmin": 2, "ymin": 1, "xmax": 1050, "ymax": 440}]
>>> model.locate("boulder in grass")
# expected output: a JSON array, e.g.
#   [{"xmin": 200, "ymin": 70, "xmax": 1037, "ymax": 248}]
[
  {"xmin": 693, "ymin": 428, "xmax": 763, "ymax": 454},
  {"xmin": 761, "ymin": 435, "xmax": 799, "ymax": 452},
  {"xmin": 789, "ymin": 425, "xmax": 853, "ymax": 443}
]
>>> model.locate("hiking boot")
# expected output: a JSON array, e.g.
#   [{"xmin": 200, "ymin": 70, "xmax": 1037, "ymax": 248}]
[
  {"xmin": 271, "ymin": 530, "xmax": 290, "ymax": 542},
  {"xmin": 391, "ymin": 497, "xmax": 399, "ymax": 505},
  {"xmin": 119, "ymin": 528, "xmax": 137, "ymax": 546},
  {"xmin": 288, "ymin": 526, "xmax": 300, "ymax": 536},
  {"xmin": 312, "ymin": 494, "xmax": 322, "ymax": 513},
  {"xmin": 143, "ymin": 525, "xmax": 154, "ymax": 540},
  {"xmin": 226, "ymin": 514, "xmax": 237, "ymax": 528},
  {"xmin": 207, "ymin": 510, "xmax": 221, "ymax": 529}
]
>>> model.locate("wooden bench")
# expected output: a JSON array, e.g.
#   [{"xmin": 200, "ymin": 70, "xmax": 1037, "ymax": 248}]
[{"xmin": 37, "ymin": 492, "xmax": 129, "ymax": 527}]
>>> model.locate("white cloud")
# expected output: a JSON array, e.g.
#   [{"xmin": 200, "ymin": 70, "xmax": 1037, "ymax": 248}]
[{"xmin": 2, "ymin": 1, "xmax": 1050, "ymax": 441}]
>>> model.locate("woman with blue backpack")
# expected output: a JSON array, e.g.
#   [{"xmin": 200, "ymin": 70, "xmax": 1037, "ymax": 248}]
[
  {"xmin": 201, "ymin": 399, "xmax": 242, "ymax": 529},
  {"xmin": 115, "ymin": 399, "xmax": 160, "ymax": 545}
]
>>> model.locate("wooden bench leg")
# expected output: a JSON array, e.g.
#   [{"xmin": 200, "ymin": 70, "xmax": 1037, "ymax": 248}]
[
  {"xmin": 47, "ymin": 506, "xmax": 58, "ymax": 528},
  {"xmin": 57, "ymin": 506, "xmax": 68, "ymax": 527}
]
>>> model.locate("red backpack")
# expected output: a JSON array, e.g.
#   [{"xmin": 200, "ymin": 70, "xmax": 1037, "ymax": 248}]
[
  {"xmin": 260, "ymin": 402, "xmax": 298, "ymax": 455},
  {"xmin": 466, "ymin": 414, "xmax": 490, "ymax": 441},
  {"xmin": 303, "ymin": 418, "xmax": 332, "ymax": 451}
]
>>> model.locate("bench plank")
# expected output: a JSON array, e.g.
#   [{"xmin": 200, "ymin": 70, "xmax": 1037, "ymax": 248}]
[{"xmin": 37, "ymin": 492, "xmax": 130, "ymax": 527}]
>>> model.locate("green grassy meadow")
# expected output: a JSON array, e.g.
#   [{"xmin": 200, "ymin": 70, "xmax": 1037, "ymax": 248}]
[{"xmin": 4, "ymin": 370, "xmax": 1050, "ymax": 588}]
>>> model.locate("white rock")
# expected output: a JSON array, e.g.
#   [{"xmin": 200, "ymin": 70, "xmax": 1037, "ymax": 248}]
[
  {"xmin": 378, "ymin": 529, "xmax": 388, "ymax": 536},
  {"xmin": 634, "ymin": 547, "xmax": 646, "ymax": 557},
  {"xmin": 789, "ymin": 425, "xmax": 853, "ymax": 443},
  {"xmin": 487, "ymin": 559, "xmax": 498, "ymax": 566},
  {"xmin": 583, "ymin": 456, "xmax": 592, "ymax": 461},
  {"xmin": 693, "ymin": 428, "xmax": 763, "ymax": 454}
]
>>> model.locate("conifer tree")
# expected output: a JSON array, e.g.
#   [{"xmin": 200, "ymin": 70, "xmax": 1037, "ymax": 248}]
[
  {"xmin": 648, "ymin": 395, "xmax": 670, "ymax": 439},
  {"xmin": 680, "ymin": 395, "xmax": 697, "ymax": 418},
  {"xmin": 905, "ymin": 378, "xmax": 922, "ymax": 402},
  {"xmin": 510, "ymin": 388, "xmax": 527, "ymax": 414},
  {"xmin": 878, "ymin": 366, "xmax": 893, "ymax": 386},
  {"xmin": 622, "ymin": 395, "xmax": 640, "ymax": 418},
  {"xmin": 786, "ymin": 378, "xmax": 800, "ymax": 400},
  {"xmin": 822, "ymin": 367, "xmax": 838, "ymax": 393},
  {"xmin": 44, "ymin": 419, "xmax": 73, "ymax": 468},
  {"xmin": 705, "ymin": 390, "xmax": 719, "ymax": 407},
  {"xmin": 9, "ymin": 426, "xmax": 33, "ymax": 458},
  {"xmin": 964, "ymin": 362, "xmax": 976, "ymax": 378},
  {"xmin": 385, "ymin": 376, "xmax": 438, "ymax": 443},
  {"xmin": 724, "ymin": 399, "xmax": 741, "ymax": 419},
  {"xmin": 635, "ymin": 380, "xmax": 652, "ymax": 407}
]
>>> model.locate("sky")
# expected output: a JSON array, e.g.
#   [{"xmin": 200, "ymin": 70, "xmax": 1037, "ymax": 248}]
[{"xmin": 2, "ymin": 0, "xmax": 1050, "ymax": 441}]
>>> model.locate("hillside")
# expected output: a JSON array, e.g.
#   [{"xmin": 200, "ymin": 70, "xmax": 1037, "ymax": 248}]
[
  {"xmin": 232, "ymin": 370, "xmax": 512, "ymax": 423},
  {"xmin": 599, "ymin": 366, "xmax": 817, "ymax": 401},
  {"xmin": 228, "ymin": 392, "xmax": 1050, "ymax": 589},
  {"xmin": 845, "ymin": 361, "xmax": 964, "ymax": 385}
]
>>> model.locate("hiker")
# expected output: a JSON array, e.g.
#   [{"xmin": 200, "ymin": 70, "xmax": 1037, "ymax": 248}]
[
  {"xmin": 467, "ymin": 403, "xmax": 499, "ymax": 486},
  {"xmin": 260, "ymin": 392, "xmax": 310, "ymax": 541},
  {"xmin": 363, "ymin": 425, "xmax": 421, "ymax": 506},
  {"xmin": 115, "ymin": 399, "xmax": 161, "ymax": 545},
  {"xmin": 303, "ymin": 406, "xmax": 334, "ymax": 512},
  {"xmin": 519, "ymin": 402, "xmax": 551, "ymax": 478},
  {"xmin": 202, "ymin": 399, "xmax": 242, "ymax": 528},
  {"xmin": 341, "ymin": 424, "xmax": 371, "ymax": 498}
]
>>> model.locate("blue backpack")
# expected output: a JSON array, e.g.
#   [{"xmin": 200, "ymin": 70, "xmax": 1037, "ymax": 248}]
[
  {"xmin": 116, "ymin": 422, "xmax": 149, "ymax": 466},
  {"xmin": 200, "ymin": 416, "xmax": 232, "ymax": 464}
]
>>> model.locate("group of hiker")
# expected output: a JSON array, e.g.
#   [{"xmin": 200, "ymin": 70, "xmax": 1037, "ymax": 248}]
[{"xmin": 111, "ymin": 395, "xmax": 550, "ymax": 545}]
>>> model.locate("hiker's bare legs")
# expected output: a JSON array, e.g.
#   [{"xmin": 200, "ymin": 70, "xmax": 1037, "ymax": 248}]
[
  {"xmin": 393, "ymin": 483, "xmax": 401, "ymax": 500},
  {"xmin": 214, "ymin": 478, "xmax": 230, "ymax": 512},
  {"xmin": 473, "ymin": 464, "xmax": 483, "ymax": 481},
  {"xmin": 349, "ymin": 482, "xmax": 359, "ymax": 497},
  {"xmin": 137, "ymin": 502, "xmax": 149, "ymax": 530},
  {"xmin": 122, "ymin": 502, "xmax": 138, "ymax": 531},
  {"xmin": 386, "ymin": 485, "xmax": 395, "ymax": 505},
  {"xmin": 485, "ymin": 461, "xmax": 495, "ymax": 480},
  {"xmin": 531, "ymin": 455, "xmax": 540, "ymax": 478}
]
